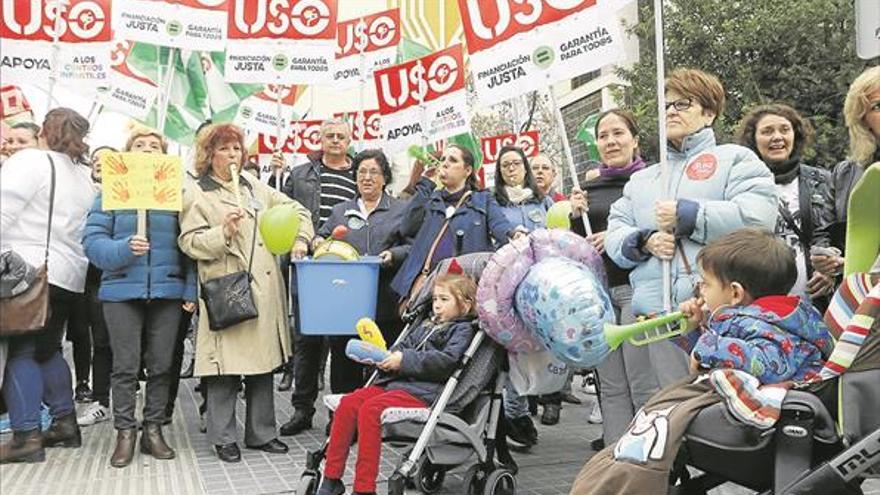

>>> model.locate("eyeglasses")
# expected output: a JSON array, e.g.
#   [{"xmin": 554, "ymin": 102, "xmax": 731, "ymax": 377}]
[
  {"xmin": 500, "ymin": 159, "xmax": 524, "ymax": 170},
  {"xmin": 356, "ymin": 168, "xmax": 383, "ymax": 178},
  {"xmin": 323, "ymin": 133, "xmax": 348, "ymax": 141},
  {"xmin": 665, "ymin": 98, "xmax": 694, "ymax": 112}
]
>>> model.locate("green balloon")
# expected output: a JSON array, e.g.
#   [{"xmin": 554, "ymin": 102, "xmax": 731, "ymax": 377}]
[
  {"xmin": 259, "ymin": 204, "xmax": 302, "ymax": 255},
  {"xmin": 546, "ymin": 200, "xmax": 572, "ymax": 230}
]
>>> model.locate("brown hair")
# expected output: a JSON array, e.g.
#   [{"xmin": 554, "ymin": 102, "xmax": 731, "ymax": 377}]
[
  {"xmin": 433, "ymin": 273, "xmax": 478, "ymax": 318},
  {"xmin": 735, "ymin": 103, "xmax": 813, "ymax": 162},
  {"xmin": 41, "ymin": 108, "xmax": 89, "ymax": 162},
  {"xmin": 124, "ymin": 127, "xmax": 168, "ymax": 153},
  {"xmin": 666, "ymin": 68, "xmax": 726, "ymax": 124},
  {"xmin": 697, "ymin": 227, "xmax": 797, "ymax": 299},
  {"xmin": 192, "ymin": 123, "xmax": 246, "ymax": 178},
  {"xmin": 594, "ymin": 109, "xmax": 642, "ymax": 158}
]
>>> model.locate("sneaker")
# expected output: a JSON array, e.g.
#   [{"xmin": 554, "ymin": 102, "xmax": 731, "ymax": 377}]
[
  {"xmin": 588, "ymin": 402, "xmax": 603, "ymax": 424},
  {"xmin": 74, "ymin": 381, "xmax": 93, "ymax": 403},
  {"xmin": 77, "ymin": 403, "xmax": 110, "ymax": 426}
]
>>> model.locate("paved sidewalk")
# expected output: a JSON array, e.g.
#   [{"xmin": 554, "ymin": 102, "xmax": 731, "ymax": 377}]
[{"xmin": 2, "ymin": 373, "xmax": 878, "ymax": 494}]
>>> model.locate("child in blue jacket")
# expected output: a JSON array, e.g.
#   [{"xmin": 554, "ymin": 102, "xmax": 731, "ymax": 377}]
[
  {"xmin": 318, "ymin": 270, "xmax": 477, "ymax": 495},
  {"xmin": 679, "ymin": 228, "xmax": 833, "ymax": 384}
]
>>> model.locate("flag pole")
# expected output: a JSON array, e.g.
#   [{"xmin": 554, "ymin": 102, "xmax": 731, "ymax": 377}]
[
  {"xmin": 547, "ymin": 84, "xmax": 592, "ymax": 236},
  {"xmin": 275, "ymin": 84, "xmax": 284, "ymax": 191},
  {"xmin": 356, "ymin": 17, "xmax": 368, "ymax": 152},
  {"xmin": 46, "ymin": 0, "xmax": 63, "ymax": 107},
  {"xmin": 654, "ymin": 0, "xmax": 672, "ymax": 312}
]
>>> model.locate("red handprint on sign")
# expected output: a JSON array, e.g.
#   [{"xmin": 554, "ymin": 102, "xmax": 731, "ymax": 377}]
[
  {"xmin": 111, "ymin": 182, "xmax": 131, "ymax": 203},
  {"xmin": 154, "ymin": 161, "xmax": 174, "ymax": 182},
  {"xmin": 104, "ymin": 154, "xmax": 129, "ymax": 175},
  {"xmin": 153, "ymin": 185, "xmax": 178, "ymax": 205}
]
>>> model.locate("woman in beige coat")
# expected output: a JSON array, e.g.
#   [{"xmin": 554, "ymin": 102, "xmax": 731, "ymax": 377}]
[{"xmin": 179, "ymin": 123, "xmax": 313, "ymax": 463}]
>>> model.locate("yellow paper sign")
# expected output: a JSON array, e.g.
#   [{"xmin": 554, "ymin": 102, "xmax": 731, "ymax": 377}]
[{"xmin": 101, "ymin": 152, "xmax": 183, "ymax": 211}]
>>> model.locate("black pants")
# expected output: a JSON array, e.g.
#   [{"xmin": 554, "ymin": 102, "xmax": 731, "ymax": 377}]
[
  {"xmin": 165, "ymin": 310, "xmax": 193, "ymax": 417},
  {"xmin": 291, "ymin": 333, "xmax": 363, "ymax": 414},
  {"xmin": 66, "ymin": 293, "xmax": 92, "ymax": 384},
  {"xmin": 87, "ymin": 291, "xmax": 112, "ymax": 407}
]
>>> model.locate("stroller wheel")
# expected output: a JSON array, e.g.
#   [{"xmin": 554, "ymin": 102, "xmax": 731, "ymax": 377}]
[
  {"xmin": 414, "ymin": 456, "xmax": 446, "ymax": 494},
  {"xmin": 483, "ymin": 468, "xmax": 516, "ymax": 495},
  {"xmin": 296, "ymin": 470, "xmax": 319, "ymax": 495},
  {"xmin": 463, "ymin": 465, "xmax": 487, "ymax": 495}
]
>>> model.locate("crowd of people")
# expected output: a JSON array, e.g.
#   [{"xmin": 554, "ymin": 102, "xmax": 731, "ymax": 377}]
[{"xmin": 0, "ymin": 66, "xmax": 877, "ymax": 491}]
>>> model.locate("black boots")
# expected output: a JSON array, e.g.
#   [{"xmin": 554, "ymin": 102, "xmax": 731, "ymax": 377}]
[
  {"xmin": 0, "ymin": 429, "xmax": 45, "ymax": 463},
  {"xmin": 42, "ymin": 412, "xmax": 82, "ymax": 448},
  {"xmin": 280, "ymin": 409, "xmax": 314, "ymax": 436}
]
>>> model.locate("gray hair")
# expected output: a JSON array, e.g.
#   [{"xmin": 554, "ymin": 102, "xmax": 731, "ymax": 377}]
[{"xmin": 320, "ymin": 118, "xmax": 351, "ymax": 137}]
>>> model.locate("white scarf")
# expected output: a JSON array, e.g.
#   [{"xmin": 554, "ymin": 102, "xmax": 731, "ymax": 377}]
[{"xmin": 505, "ymin": 185, "xmax": 534, "ymax": 204}]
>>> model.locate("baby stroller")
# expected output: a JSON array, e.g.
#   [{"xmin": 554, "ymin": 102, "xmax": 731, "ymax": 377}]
[
  {"xmin": 296, "ymin": 252, "xmax": 518, "ymax": 495},
  {"xmin": 668, "ymin": 273, "xmax": 880, "ymax": 495}
]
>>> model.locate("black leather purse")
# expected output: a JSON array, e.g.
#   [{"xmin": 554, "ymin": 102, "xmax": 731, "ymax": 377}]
[{"xmin": 201, "ymin": 206, "xmax": 259, "ymax": 331}]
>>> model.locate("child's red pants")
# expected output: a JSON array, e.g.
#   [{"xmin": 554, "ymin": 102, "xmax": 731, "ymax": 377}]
[{"xmin": 323, "ymin": 385, "xmax": 427, "ymax": 493}]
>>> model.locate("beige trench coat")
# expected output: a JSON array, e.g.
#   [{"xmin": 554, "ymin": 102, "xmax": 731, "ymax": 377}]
[{"xmin": 179, "ymin": 173, "xmax": 313, "ymax": 376}]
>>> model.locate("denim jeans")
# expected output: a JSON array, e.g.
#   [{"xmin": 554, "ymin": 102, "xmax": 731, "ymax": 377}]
[{"xmin": 2, "ymin": 285, "xmax": 78, "ymax": 432}]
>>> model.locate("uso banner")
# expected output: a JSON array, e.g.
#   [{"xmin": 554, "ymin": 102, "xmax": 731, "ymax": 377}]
[
  {"xmin": 234, "ymin": 84, "xmax": 300, "ymax": 137},
  {"xmin": 113, "ymin": 0, "xmax": 227, "ymax": 51},
  {"xmin": 257, "ymin": 119, "xmax": 323, "ymax": 155},
  {"xmin": 101, "ymin": 40, "xmax": 159, "ymax": 120},
  {"xmin": 0, "ymin": 0, "xmax": 113, "ymax": 91},
  {"xmin": 225, "ymin": 0, "xmax": 338, "ymax": 84},
  {"xmin": 333, "ymin": 109, "xmax": 383, "ymax": 141},
  {"xmin": 374, "ymin": 44, "xmax": 469, "ymax": 153},
  {"xmin": 481, "ymin": 130, "xmax": 540, "ymax": 164},
  {"xmin": 334, "ymin": 8, "xmax": 400, "ymax": 88},
  {"xmin": 457, "ymin": 0, "xmax": 624, "ymax": 106}
]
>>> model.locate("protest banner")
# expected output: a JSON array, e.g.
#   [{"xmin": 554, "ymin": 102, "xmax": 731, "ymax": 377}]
[
  {"xmin": 457, "ymin": 0, "xmax": 624, "ymax": 106},
  {"xmin": 101, "ymin": 40, "xmax": 159, "ymax": 120},
  {"xmin": 0, "ymin": 0, "xmax": 113, "ymax": 93},
  {"xmin": 333, "ymin": 8, "xmax": 400, "ymax": 88},
  {"xmin": 333, "ymin": 109, "xmax": 383, "ymax": 141},
  {"xmin": 224, "ymin": 0, "xmax": 338, "ymax": 84},
  {"xmin": 235, "ymin": 85, "xmax": 301, "ymax": 137},
  {"xmin": 374, "ymin": 44, "xmax": 469, "ymax": 153},
  {"xmin": 257, "ymin": 119, "xmax": 324, "ymax": 155},
  {"xmin": 113, "ymin": 0, "xmax": 227, "ymax": 51},
  {"xmin": 481, "ymin": 130, "xmax": 539, "ymax": 164},
  {"xmin": 101, "ymin": 152, "xmax": 184, "ymax": 236},
  {"xmin": 0, "ymin": 85, "xmax": 33, "ymax": 122}
]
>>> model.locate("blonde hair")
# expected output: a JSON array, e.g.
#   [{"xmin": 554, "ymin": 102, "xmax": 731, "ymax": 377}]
[
  {"xmin": 666, "ymin": 68, "xmax": 726, "ymax": 124},
  {"xmin": 124, "ymin": 127, "xmax": 167, "ymax": 153},
  {"xmin": 843, "ymin": 66, "xmax": 880, "ymax": 164},
  {"xmin": 192, "ymin": 124, "xmax": 246, "ymax": 178},
  {"xmin": 433, "ymin": 273, "xmax": 478, "ymax": 318}
]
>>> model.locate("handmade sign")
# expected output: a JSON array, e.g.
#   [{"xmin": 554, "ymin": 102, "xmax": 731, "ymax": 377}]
[
  {"xmin": 224, "ymin": 0, "xmax": 338, "ymax": 84},
  {"xmin": 113, "ymin": 0, "xmax": 227, "ymax": 51},
  {"xmin": 334, "ymin": 8, "xmax": 400, "ymax": 88},
  {"xmin": 374, "ymin": 44, "xmax": 469, "ymax": 153},
  {"xmin": 0, "ymin": 0, "xmax": 113, "ymax": 91},
  {"xmin": 457, "ymin": 0, "xmax": 624, "ymax": 106},
  {"xmin": 101, "ymin": 152, "xmax": 184, "ymax": 211}
]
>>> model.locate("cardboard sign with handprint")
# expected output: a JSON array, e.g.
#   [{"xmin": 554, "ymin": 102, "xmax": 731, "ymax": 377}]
[{"xmin": 101, "ymin": 153, "xmax": 184, "ymax": 211}]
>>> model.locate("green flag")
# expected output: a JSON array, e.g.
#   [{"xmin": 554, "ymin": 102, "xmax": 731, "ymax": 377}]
[
  {"xmin": 396, "ymin": 38, "xmax": 433, "ymax": 63},
  {"xmin": 575, "ymin": 112, "xmax": 601, "ymax": 161}
]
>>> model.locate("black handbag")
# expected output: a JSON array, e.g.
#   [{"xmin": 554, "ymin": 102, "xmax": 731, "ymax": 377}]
[{"xmin": 200, "ymin": 203, "xmax": 259, "ymax": 331}]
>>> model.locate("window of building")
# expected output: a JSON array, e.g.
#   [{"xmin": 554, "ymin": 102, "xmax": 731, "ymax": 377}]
[{"xmin": 560, "ymin": 91, "xmax": 603, "ymax": 187}]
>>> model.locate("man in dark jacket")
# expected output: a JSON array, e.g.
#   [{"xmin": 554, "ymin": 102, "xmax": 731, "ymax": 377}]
[{"xmin": 275, "ymin": 118, "xmax": 360, "ymax": 436}]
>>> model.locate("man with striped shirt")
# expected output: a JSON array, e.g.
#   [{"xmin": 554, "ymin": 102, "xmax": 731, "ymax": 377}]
[{"xmin": 279, "ymin": 119, "xmax": 362, "ymax": 436}]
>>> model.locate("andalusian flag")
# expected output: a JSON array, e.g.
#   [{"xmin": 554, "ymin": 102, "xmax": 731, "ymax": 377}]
[{"xmin": 574, "ymin": 112, "xmax": 602, "ymax": 161}]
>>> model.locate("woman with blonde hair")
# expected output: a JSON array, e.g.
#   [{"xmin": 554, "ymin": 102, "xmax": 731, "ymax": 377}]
[
  {"xmin": 813, "ymin": 66, "xmax": 880, "ymax": 276},
  {"xmin": 178, "ymin": 123, "xmax": 313, "ymax": 463}
]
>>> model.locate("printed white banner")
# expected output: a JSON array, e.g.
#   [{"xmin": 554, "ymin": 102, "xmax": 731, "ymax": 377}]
[
  {"xmin": 381, "ymin": 93, "xmax": 470, "ymax": 154},
  {"xmin": 333, "ymin": 46, "xmax": 397, "ymax": 89},
  {"xmin": 333, "ymin": 8, "xmax": 400, "ymax": 88},
  {"xmin": 465, "ymin": 7, "xmax": 624, "ymax": 106},
  {"xmin": 113, "ymin": 0, "xmax": 227, "ymax": 51},
  {"xmin": 234, "ymin": 88, "xmax": 299, "ymax": 137},
  {"xmin": 101, "ymin": 69, "xmax": 158, "ymax": 120},
  {"xmin": 0, "ymin": 40, "xmax": 110, "ymax": 93}
]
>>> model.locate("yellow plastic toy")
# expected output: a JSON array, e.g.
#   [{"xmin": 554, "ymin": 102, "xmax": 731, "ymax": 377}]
[{"xmin": 356, "ymin": 317, "xmax": 387, "ymax": 351}]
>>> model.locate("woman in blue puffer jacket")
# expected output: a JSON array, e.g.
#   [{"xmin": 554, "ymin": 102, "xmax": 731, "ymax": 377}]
[
  {"xmin": 82, "ymin": 129, "xmax": 196, "ymax": 469},
  {"xmin": 605, "ymin": 68, "xmax": 778, "ymax": 387}
]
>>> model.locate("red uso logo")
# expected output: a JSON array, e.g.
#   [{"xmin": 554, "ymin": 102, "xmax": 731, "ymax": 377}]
[
  {"xmin": 457, "ymin": 0, "xmax": 595, "ymax": 54},
  {"xmin": 337, "ymin": 8, "xmax": 400, "ymax": 58},
  {"xmin": 290, "ymin": 120, "xmax": 324, "ymax": 153},
  {"xmin": 258, "ymin": 84, "xmax": 299, "ymax": 104},
  {"xmin": 333, "ymin": 110, "xmax": 382, "ymax": 140},
  {"xmin": 374, "ymin": 44, "xmax": 464, "ymax": 114},
  {"xmin": 480, "ymin": 130, "xmax": 540, "ymax": 164},
  {"xmin": 1, "ymin": 0, "xmax": 112, "ymax": 42},
  {"xmin": 685, "ymin": 153, "xmax": 718, "ymax": 181},
  {"xmin": 228, "ymin": 0, "xmax": 337, "ymax": 40},
  {"xmin": 517, "ymin": 130, "xmax": 539, "ymax": 157}
]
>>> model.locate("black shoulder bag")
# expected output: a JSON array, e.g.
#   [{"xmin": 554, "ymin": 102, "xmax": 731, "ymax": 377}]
[{"xmin": 200, "ymin": 187, "xmax": 259, "ymax": 331}]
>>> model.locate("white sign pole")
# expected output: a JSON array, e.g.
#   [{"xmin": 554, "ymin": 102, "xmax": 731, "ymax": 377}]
[
  {"xmin": 547, "ymin": 85, "xmax": 592, "ymax": 236},
  {"xmin": 275, "ymin": 84, "xmax": 283, "ymax": 191},
  {"xmin": 46, "ymin": 0, "xmax": 63, "ymax": 107},
  {"xmin": 356, "ymin": 18, "xmax": 368, "ymax": 152},
  {"xmin": 654, "ymin": 0, "xmax": 672, "ymax": 312}
]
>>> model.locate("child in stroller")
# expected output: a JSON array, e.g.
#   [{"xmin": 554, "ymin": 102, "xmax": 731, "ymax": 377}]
[{"xmin": 317, "ymin": 270, "xmax": 478, "ymax": 495}]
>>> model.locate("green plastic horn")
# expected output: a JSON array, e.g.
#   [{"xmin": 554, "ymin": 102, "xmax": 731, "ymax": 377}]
[{"xmin": 605, "ymin": 311, "xmax": 689, "ymax": 350}]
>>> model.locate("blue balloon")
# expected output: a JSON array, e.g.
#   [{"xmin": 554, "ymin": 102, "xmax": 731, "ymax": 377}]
[{"xmin": 514, "ymin": 257, "xmax": 615, "ymax": 368}]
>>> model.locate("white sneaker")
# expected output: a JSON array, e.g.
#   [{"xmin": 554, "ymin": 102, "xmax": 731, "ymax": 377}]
[
  {"xmin": 588, "ymin": 402, "xmax": 603, "ymax": 424},
  {"xmin": 77, "ymin": 402, "xmax": 110, "ymax": 426}
]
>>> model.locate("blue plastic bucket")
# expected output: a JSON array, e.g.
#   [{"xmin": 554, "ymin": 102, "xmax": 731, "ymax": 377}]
[{"xmin": 293, "ymin": 257, "xmax": 381, "ymax": 335}]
